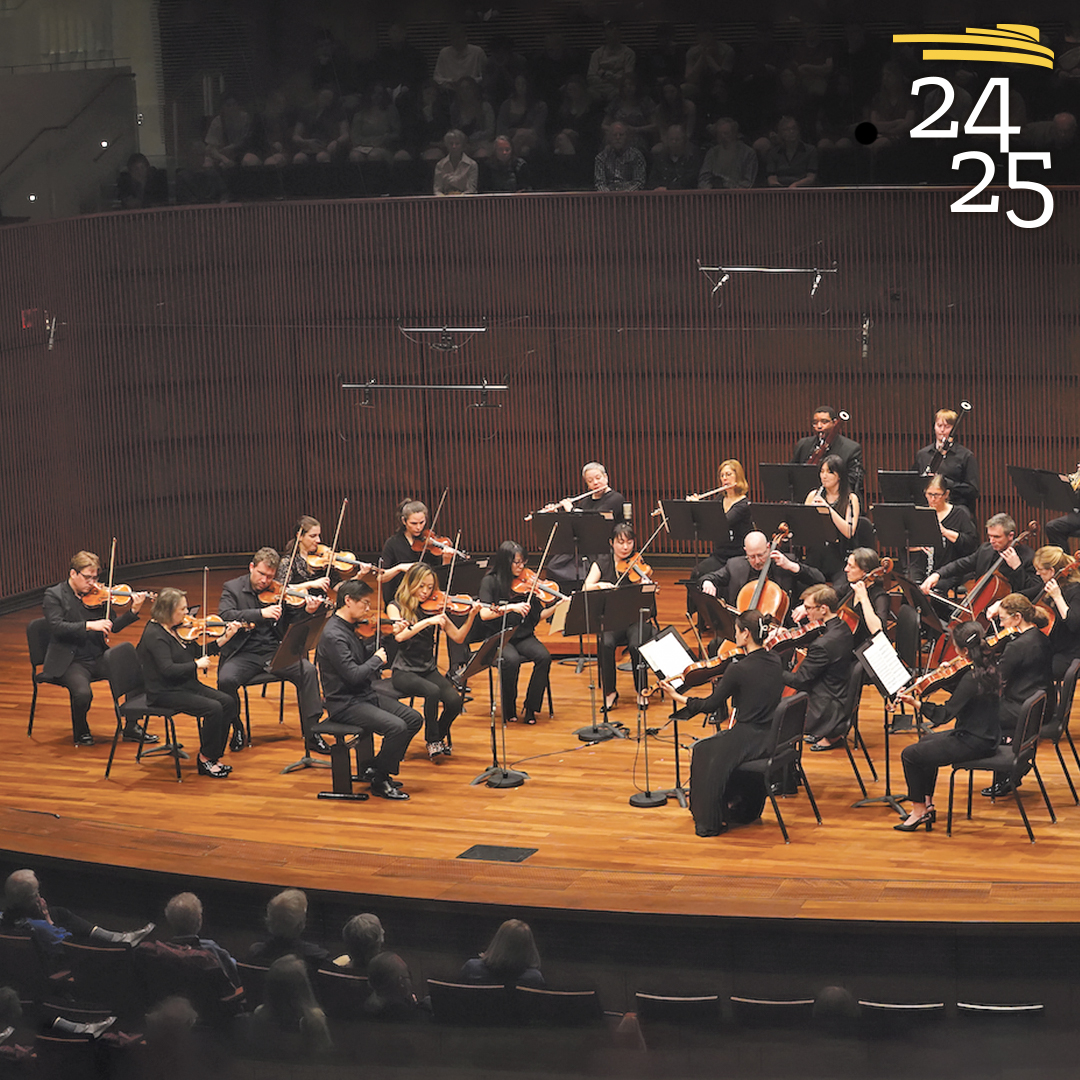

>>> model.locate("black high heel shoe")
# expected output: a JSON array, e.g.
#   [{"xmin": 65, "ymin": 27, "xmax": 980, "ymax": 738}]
[
  {"xmin": 893, "ymin": 808, "xmax": 936, "ymax": 832},
  {"xmin": 600, "ymin": 692, "xmax": 619, "ymax": 714}
]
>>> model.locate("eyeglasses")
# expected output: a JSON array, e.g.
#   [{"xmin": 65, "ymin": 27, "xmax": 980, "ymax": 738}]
[{"xmin": 76, "ymin": 569, "xmax": 99, "ymax": 581}]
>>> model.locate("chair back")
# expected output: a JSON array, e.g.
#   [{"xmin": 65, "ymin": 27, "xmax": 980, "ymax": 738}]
[
  {"xmin": 1014, "ymin": 692, "xmax": 1047, "ymax": 764},
  {"xmin": 729, "ymin": 995, "xmax": 814, "ymax": 1028},
  {"xmin": 314, "ymin": 966, "xmax": 370, "ymax": 1020},
  {"xmin": 60, "ymin": 939, "xmax": 144, "ymax": 1018},
  {"xmin": 517, "ymin": 986, "xmax": 602, "ymax": 1027},
  {"xmin": 0, "ymin": 930, "xmax": 65, "ymax": 1001},
  {"xmin": 426, "ymin": 979, "xmax": 516, "ymax": 1026},
  {"xmin": 235, "ymin": 960, "xmax": 270, "ymax": 1008},
  {"xmin": 27, "ymin": 618, "xmax": 51, "ymax": 668},
  {"xmin": 1045, "ymin": 659, "xmax": 1080, "ymax": 739},
  {"xmin": 634, "ymin": 991, "xmax": 720, "ymax": 1027},
  {"xmin": 101, "ymin": 643, "xmax": 145, "ymax": 704},
  {"xmin": 133, "ymin": 940, "xmax": 243, "ymax": 1024},
  {"xmin": 769, "ymin": 692, "xmax": 809, "ymax": 761}
]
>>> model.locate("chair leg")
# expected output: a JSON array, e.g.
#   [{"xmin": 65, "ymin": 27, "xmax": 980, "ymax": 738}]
[
  {"xmin": 27, "ymin": 683, "xmax": 38, "ymax": 737},
  {"xmin": 1066, "ymin": 729, "xmax": 1080, "ymax": 775},
  {"xmin": 797, "ymin": 764, "xmax": 823, "ymax": 824},
  {"xmin": 947, "ymin": 770, "xmax": 957, "ymax": 836},
  {"xmin": 1031, "ymin": 762, "xmax": 1056, "ymax": 824},
  {"xmin": 278, "ymin": 682, "xmax": 285, "ymax": 724},
  {"xmin": 967, "ymin": 771, "xmax": 974, "ymax": 820},
  {"xmin": 1053, "ymin": 743, "xmax": 1079, "ymax": 805},
  {"xmin": 843, "ymin": 742, "xmax": 869, "ymax": 799},
  {"xmin": 767, "ymin": 790, "xmax": 790, "ymax": 844},
  {"xmin": 546, "ymin": 678, "xmax": 554, "ymax": 718},
  {"xmin": 168, "ymin": 717, "xmax": 182, "ymax": 782},
  {"xmin": 242, "ymin": 687, "xmax": 251, "ymax": 736},
  {"xmin": 1012, "ymin": 787, "xmax": 1036, "ymax": 843},
  {"xmin": 104, "ymin": 708, "xmax": 125, "ymax": 779}
]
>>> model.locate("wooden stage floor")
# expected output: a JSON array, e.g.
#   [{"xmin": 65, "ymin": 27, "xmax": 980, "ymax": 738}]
[{"xmin": 4, "ymin": 568, "xmax": 1080, "ymax": 926}]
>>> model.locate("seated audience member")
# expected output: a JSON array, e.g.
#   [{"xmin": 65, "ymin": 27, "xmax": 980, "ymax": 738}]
[
  {"xmin": 204, "ymin": 94, "xmax": 253, "ymax": 169},
  {"xmin": 292, "ymin": 86, "xmax": 348, "ymax": 164},
  {"xmin": 1, "ymin": 869, "xmax": 153, "ymax": 962},
  {"xmin": 588, "ymin": 21, "xmax": 636, "ymax": 103},
  {"xmin": 245, "ymin": 89, "xmax": 293, "ymax": 166},
  {"xmin": 364, "ymin": 953, "xmax": 423, "ymax": 1022},
  {"xmin": 649, "ymin": 124, "xmax": 700, "ymax": 189},
  {"xmin": 433, "ymin": 129, "xmax": 478, "ymax": 195},
  {"xmin": 652, "ymin": 79, "xmax": 696, "ymax": 148},
  {"xmin": 450, "ymin": 76, "xmax": 495, "ymax": 160},
  {"xmin": 348, "ymin": 85, "xmax": 409, "ymax": 164},
  {"xmin": 594, "ymin": 121, "xmax": 646, "ymax": 191},
  {"xmin": 868, "ymin": 61, "xmax": 916, "ymax": 154},
  {"xmin": 237, "ymin": 955, "xmax": 332, "ymax": 1057},
  {"xmin": 0, "ymin": 986, "xmax": 34, "ymax": 1068},
  {"xmin": 482, "ymin": 135, "xmax": 531, "ymax": 192},
  {"xmin": 603, "ymin": 74, "xmax": 655, "ymax": 152},
  {"xmin": 249, "ymin": 888, "xmax": 328, "ymax": 971},
  {"xmin": 764, "ymin": 116, "xmax": 818, "ymax": 188},
  {"xmin": 433, "ymin": 23, "xmax": 487, "ymax": 89},
  {"xmin": 496, "ymin": 73, "xmax": 547, "ymax": 157},
  {"xmin": 117, "ymin": 153, "xmax": 168, "ymax": 209},
  {"xmin": 142, "ymin": 996, "xmax": 200, "ymax": 1080},
  {"xmin": 159, "ymin": 891, "xmax": 240, "ymax": 988},
  {"xmin": 682, "ymin": 24, "xmax": 734, "ymax": 102},
  {"xmin": 699, "ymin": 117, "xmax": 758, "ymax": 188},
  {"xmin": 404, "ymin": 79, "xmax": 452, "ymax": 162},
  {"xmin": 641, "ymin": 23, "xmax": 686, "ymax": 94},
  {"xmin": 460, "ymin": 919, "xmax": 545, "ymax": 988},
  {"xmin": 483, "ymin": 36, "xmax": 528, "ymax": 107},
  {"xmin": 553, "ymin": 74, "xmax": 603, "ymax": 159},
  {"xmin": 333, "ymin": 913, "xmax": 384, "ymax": 970}
]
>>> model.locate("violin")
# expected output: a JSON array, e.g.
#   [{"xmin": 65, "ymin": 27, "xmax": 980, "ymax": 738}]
[
  {"xmin": 81, "ymin": 583, "xmax": 156, "ymax": 607},
  {"xmin": 420, "ymin": 591, "xmax": 479, "ymax": 616},
  {"xmin": 615, "ymin": 553, "xmax": 654, "ymax": 585},
  {"xmin": 837, "ymin": 557, "xmax": 894, "ymax": 633},
  {"xmin": 304, "ymin": 544, "xmax": 373, "ymax": 578},
  {"xmin": 765, "ymin": 619, "xmax": 827, "ymax": 652},
  {"xmin": 512, "ymin": 567, "xmax": 568, "ymax": 606},
  {"xmin": 1030, "ymin": 552, "xmax": 1080, "ymax": 634},
  {"xmin": 907, "ymin": 655, "xmax": 972, "ymax": 698},
  {"xmin": 258, "ymin": 581, "xmax": 333, "ymax": 608},
  {"xmin": 354, "ymin": 616, "xmax": 405, "ymax": 640},
  {"xmin": 411, "ymin": 530, "xmax": 470, "ymax": 561},
  {"xmin": 177, "ymin": 616, "xmax": 254, "ymax": 642}
]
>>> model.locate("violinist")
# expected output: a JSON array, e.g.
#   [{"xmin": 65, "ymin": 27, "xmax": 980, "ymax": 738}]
[
  {"xmin": 137, "ymin": 588, "xmax": 243, "ymax": 779},
  {"xmin": 316, "ymin": 579, "xmax": 422, "ymax": 800},
  {"xmin": 892, "ymin": 621, "xmax": 1000, "ymax": 833},
  {"xmin": 782, "ymin": 584, "xmax": 855, "ymax": 750},
  {"xmin": 911, "ymin": 409, "xmax": 979, "ymax": 512},
  {"xmin": 662, "ymin": 609, "xmax": 784, "ymax": 837},
  {"xmin": 919, "ymin": 513, "xmax": 1037, "ymax": 612},
  {"xmin": 907, "ymin": 473, "xmax": 977, "ymax": 585},
  {"xmin": 379, "ymin": 500, "xmax": 450, "ymax": 603},
  {"xmin": 700, "ymin": 531, "xmax": 823, "ymax": 608},
  {"xmin": 790, "ymin": 405, "xmax": 863, "ymax": 499},
  {"xmin": 829, "ymin": 548, "xmax": 891, "ymax": 647},
  {"xmin": 1030, "ymin": 546, "xmax": 1080, "ymax": 679},
  {"xmin": 540, "ymin": 462, "xmax": 625, "ymax": 592},
  {"xmin": 803, "ymin": 455, "xmax": 866, "ymax": 581},
  {"xmin": 42, "ymin": 551, "xmax": 153, "ymax": 746},
  {"xmin": 387, "ymin": 564, "xmax": 481, "ymax": 761},
  {"xmin": 477, "ymin": 542, "xmax": 553, "ymax": 725},
  {"xmin": 982, "ymin": 593, "xmax": 1054, "ymax": 798},
  {"xmin": 686, "ymin": 459, "xmax": 753, "ymax": 590},
  {"xmin": 276, "ymin": 516, "xmax": 360, "ymax": 622},
  {"xmin": 217, "ymin": 548, "xmax": 327, "ymax": 755},
  {"xmin": 583, "ymin": 523, "xmax": 658, "ymax": 712}
]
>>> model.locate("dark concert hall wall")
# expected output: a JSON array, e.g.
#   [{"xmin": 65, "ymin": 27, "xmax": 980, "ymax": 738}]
[{"xmin": 1, "ymin": 190, "xmax": 1077, "ymax": 600}]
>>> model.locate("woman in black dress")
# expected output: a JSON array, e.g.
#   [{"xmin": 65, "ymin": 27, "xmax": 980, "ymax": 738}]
[
  {"xmin": 908, "ymin": 473, "xmax": 978, "ymax": 584},
  {"xmin": 893, "ymin": 621, "xmax": 1000, "ymax": 832},
  {"xmin": 136, "ymin": 588, "xmax": 242, "ymax": 778},
  {"xmin": 687, "ymin": 458, "xmax": 752, "ymax": 591},
  {"xmin": 1032, "ymin": 545, "xmax": 1080, "ymax": 680},
  {"xmin": 663, "ymin": 609, "xmax": 784, "ymax": 836},
  {"xmin": 804, "ymin": 454, "xmax": 864, "ymax": 581}
]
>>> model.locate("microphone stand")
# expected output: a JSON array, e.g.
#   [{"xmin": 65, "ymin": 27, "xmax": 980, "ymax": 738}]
[
  {"xmin": 629, "ymin": 603, "xmax": 667, "ymax": 807},
  {"xmin": 471, "ymin": 601, "xmax": 528, "ymax": 788}
]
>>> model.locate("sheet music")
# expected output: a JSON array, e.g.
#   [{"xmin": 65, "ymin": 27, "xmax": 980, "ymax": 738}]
[
  {"xmin": 860, "ymin": 632, "xmax": 911, "ymax": 697},
  {"xmin": 638, "ymin": 628, "xmax": 696, "ymax": 690}
]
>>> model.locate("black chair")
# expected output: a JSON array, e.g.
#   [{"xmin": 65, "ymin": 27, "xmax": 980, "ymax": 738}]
[
  {"xmin": 956, "ymin": 1000, "xmax": 1044, "ymax": 1023},
  {"xmin": 517, "ymin": 986, "xmax": 604, "ymax": 1027},
  {"xmin": 60, "ymin": 939, "xmax": 144, "ymax": 1018},
  {"xmin": 101, "ymin": 644, "xmax": 189, "ymax": 781},
  {"xmin": 735, "ymin": 692, "xmax": 820, "ymax": 843},
  {"xmin": 1041, "ymin": 658, "xmax": 1080, "ymax": 805},
  {"xmin": 0, "ymin": 931, "xmax": 71, "ymax": 1002},
  {"xmin": 315, "ymin": 967, "xmax": 370, "ymax": 1020},
  {"xmin": 426, "ymin": 979, "xmax": 517, "ymax": 1026},
  {"xmin": 132, "ymin": 940, "xmax": 244, "ymax": 1027},
  {"xmin": 947, "ymin": 691, "xmax": 1054, "ymax": 842},
  {"xmin": 729, "ymin": 995, "xmax": 814, "ymax": 1028},
  {"xmin": 819, "ymin": 665, "xmax": 877, "ymax": 797},
  {"xmin": 26, "ymin": 618, "xmax": 70, "ymax": 737},
  {"xmin": 858, "ymin": 998, "xmax": 946, "ymax": 1036}
]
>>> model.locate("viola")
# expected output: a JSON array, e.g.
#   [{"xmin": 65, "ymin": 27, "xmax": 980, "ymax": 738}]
[
  {"xmin": 81, "ymin": 583, "xmax": 157, "ymax": 607},
  {"xmin": 411, "ymin": 529, "xmax": 470, "ymax": 561},
  {"xmin": 837, "ymin": 557, "xmax": 894, "ymax": 633},
  {"xmin": 354, "ymin": 616, "xmax": 404, "ymax": 640},
  {"xmin": 305, "ymin": 544, "xmax": 373, "ymax": 578},
  {"xmin": 511, "ymin": 568, "xmax": 568, "ymax": 606},
  {"xmin": 177, "ymin": 616, "xmax": 254, "ymax": 643},
  {"xmin": 907, "ymin": 655, "xmax": 972, "ymax": 698},
  {"xmin": 420, "ymin": 591, "xmax": 479, "ymax": 616},
  {"xmin": 1030, "ymin": 552, "xmax": 1080, "ymax": 635},
  {"xmin": 615, "ymin": 553, "xmax": 654, "ymax": 585},
  {"xmin": 258, "ymin": 581, "xmax": 333, "ymax": 608}
]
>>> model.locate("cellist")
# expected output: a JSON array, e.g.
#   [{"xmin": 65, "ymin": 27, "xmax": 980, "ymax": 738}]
[{"xmin": 699, "ymin": 531, "xmax": 823, "ymax": 613}]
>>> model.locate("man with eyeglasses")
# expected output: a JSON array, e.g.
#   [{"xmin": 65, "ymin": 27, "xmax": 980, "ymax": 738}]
[{"xmin": 41, "ymin": 550, "xmax": 153, "ymax": 746}]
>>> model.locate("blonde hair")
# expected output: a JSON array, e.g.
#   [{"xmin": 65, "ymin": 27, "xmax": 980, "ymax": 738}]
[
  {"xmin": 717, "ymin": 459, "xmax": 748, "ymax": 497},
  {"xmin": 394, "ymin": 563, "xmax": 436, "ymax": 622},
  {"xmin": 935, "ymin": 409, "xmax": 957, "ymax": 426},
  {"xmin": 1034, "ymin": 545, "xmax": 1080, "ymax": 584}
]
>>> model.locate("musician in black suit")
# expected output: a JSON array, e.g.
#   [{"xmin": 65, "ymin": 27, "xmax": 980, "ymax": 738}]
[
  {"xmin": 912, "ymin": 408, "xmax": 979, "ymax": 512},
  {"xmin": 41, "ymin": 550, "xmax": 153, "ymax": 746},
  {"xmin": 782, "ymin": 584, "xmax": 855, "ymax": 748},
  {"xmin": 919, "ymin": 513, "xmax": 1038, "ymax": 611},
  {"xmin": 217, "ymin": 547, "xmax": 326, "ymax": 754},
  {"xmin": 700, "ymin": 530, "xmax": 823, "ymax": 608},
  {"xmin": 790, "ymin": 404, "xmax": 863, "ymax": 499}
]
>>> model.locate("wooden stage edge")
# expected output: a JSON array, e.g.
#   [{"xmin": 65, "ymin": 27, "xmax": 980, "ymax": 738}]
[{"xmin": 5, "ymin": 567, "xmax": 1080, "ymax": 929}]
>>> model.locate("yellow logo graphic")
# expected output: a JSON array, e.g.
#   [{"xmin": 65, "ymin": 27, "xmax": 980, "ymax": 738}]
[{"xmin": 892, "ymin": 24, "xmax": 1053, "ymax": 69}]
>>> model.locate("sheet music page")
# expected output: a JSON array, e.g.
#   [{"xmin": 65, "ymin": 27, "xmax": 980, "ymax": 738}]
[
  {"xmin": 639, "ymin": 630, "xmax": 696, "ymax": 690},
  {"xmin": 861, "ymin": 632, "xmax": 911, "ymax": 697}
]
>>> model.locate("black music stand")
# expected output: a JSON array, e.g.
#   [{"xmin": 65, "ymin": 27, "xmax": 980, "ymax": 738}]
[
  {"xmin": 1008, "ymin": 465, "xmax": 1078, "ymax": 514},
  {"xmin": 871, "ymin": 504, "xmax": 941, "ymax": 558},
  {"xmin": 877, "ymin": 470, "xmax": 926, "ymax": 505},
  {"xmin": 659, "ymin": 500, "xmax": 731, "ymax": 546},
  {"xmin": 435, "ymin": 560, "xmax": 488, "ymax": 595},
  {"xmin": 463, "ymin": 626, "xmax": 528, "ymax": 787},
  {"xmin": 893, "ymin": 572, "xmax": 950, "ymax": 646},
  {"xmin": 273, "ymin": 622, "xmax": 330, "ymax": 775},
  {"xmin": 749, "ymin": 504, "xmax": 836, "ymax": 551},
  {"xmin": 691, "ymin": 591, "xmax": 738, "ymax": 644},
  {"xmin": 758, "ymin": 463, "xmax": 821, "ymax": 503}
]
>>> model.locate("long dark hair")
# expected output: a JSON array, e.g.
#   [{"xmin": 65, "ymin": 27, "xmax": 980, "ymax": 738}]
[
  {"xmin": 735, "ymin": 608, "xmax": 768, "ymax": 646},
  {"xmin": 952, "ymin": 621, "xmax": 1000, "ymax": 695},
  {"xmin": 820, "ymin": 453, "xmax": 851, "ymax": 505},
  {"xmin": 480, "ymin": 919, "xmax": 540, "ymax": 980},
  {"xmin": 489, "ymin": 541, "xmax": 524, "ymax": 595}
]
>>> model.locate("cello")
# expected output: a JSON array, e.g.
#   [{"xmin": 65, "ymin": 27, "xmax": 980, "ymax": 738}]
[
  {"xmin": 955, "ymin": 520, "xmax": 1038, "ymax": 627},
  {"xmin": 734, "ymin": 524, "xmax": 792, "ymax": 626}
]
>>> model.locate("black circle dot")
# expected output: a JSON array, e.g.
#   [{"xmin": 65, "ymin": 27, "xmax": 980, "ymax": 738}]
[{"xmin": 854, "ymin": 122, "xmax": 878, "ymax": 146}]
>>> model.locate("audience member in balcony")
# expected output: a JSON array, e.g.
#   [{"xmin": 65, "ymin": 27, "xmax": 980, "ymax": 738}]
[
  {"xmin": 588, "ymin": 20, "xmax": 636, "ymax": 104},
  {"xmin": 641, "ymin": 23, "xmax": 686, "ymax": 96},
  {"xmin": 484, "ymin": 36, "xmax": 527, "ymax": 107},
  {"xmin": 245, "ymin": 90, "xmax": 293, "ymax": 166},
  {"xmin": 433, "ymin": 23, "xmax": 487, "ymax": 90},
  {"xmin": 2, "ymin": 869, "xmax": 154, "ymax": 960},
  {"xmin": 0, "ymin": 987, "xmax": 33, "ymax": 1068},
  {"xmin": 433, "ymin": 129, "xmax": 478, "ymax": 195},
  {"xmin": 203, "ymin": 94, "xmax": 253, "ymax": 170},
  {"xmin": 652, "ymin": 79, "xmax": 696, "ymax": 150},
  {"xmin": 348, "ymin": 85, "xmax": 409, "ymax": 165},
  {"xmin": 553, "ymin": 74, "xmax": 603, "ymax": 158},
  {"xmin": 404, "ymin": 79, "xmax": 452, "ymax": 162},
  {"xmin": 698, "ymin": 118, "xmax": 758, "ymax": 188},
  {"xmin": 162, "ymin": 891, "xmax": 240, "ymax": 988},
  {"xmin": 450, "ymin": 77, "xmax": 495, "ymax": 160},
  {"xmin": 175, "ymin": 139, "xmax": 227, "ymax": 203},
  {"xmin": 497, "ymin": 74, "xmax": 547, "ymax": 158},
  {"xmin": 868, "ymin": 62, "xmax": 916, "ymax": 154},
  {"xmin": 682, "ymin": 25, "xmax": 734, "ymax": 104},
  {"xmin": 772, "ymin": 66, "xmax": 817, "ymax": 143},
  {"xmin": 594, "ymin": 121, "xmax": 646, "ymax": 191},
  {"xmin": 117, "ymin": 153, "xmax": 168, "ymax": 210},
  {"xmin": 649, "ymin": 124, "xmax": 699, "ymax": 190},
  {"xmin": 460, "ymin": 919, "xmax": 544, "ymax": 988},
  {"xmin": 815, "ymin": 72, "xmax": 858, "ymax": 153},
  {"xmin": 372, "ymin": 22, "xmax": 428, "ymax": 103},
  {"xmin": 307, "ymin": 29, "xmax": 350, "ymax": 100},
  {"xmin": 602, "ymin": 75, "xmax": 655, "ymax": 152},
  {"xmin": 833, "ymin": 23, "xmax": 890, "ymax": 109},
  {"xmin": 239, "ymin": 955, "xmax": 332, "ymax": 1057},
  {"xmin": 482, "ymin": 136, "xmax": 531, "ymax": 192},
  {"xmin": 530, "ymin": 29, "xmax": 584, "ymax": 113},
  {"xmin": 789, "ymin": 23, "xmax": 834, "ymax": 103},
  {"xmin": 729, "ymin": 22, "xmax": 782, "ymax": 136},
  {"xmin": 364, "ymin": 953, "xmax": 424, "ymax": 1022},
  {"xmin": 292, "ymin": 85, "xmax": 348, "ymax": 164},
  {"xmin": 764, "ymin": 116, "xmax": 818, "ymax": 188},
  {"xmin": 249, "ymin": 889, "xmax": 329, "ymax": 972},
  {"xmin": 332, "ymin": 913, "xmax": 384, "ymax": 971}
]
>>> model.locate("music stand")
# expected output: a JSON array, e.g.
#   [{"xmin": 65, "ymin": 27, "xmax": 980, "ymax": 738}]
[
  {"xmin": 853, "ymin": 633, "xmax": 913, "ymax": 817},
  {"xmin": 435, "ymin": 560, "xmax": 488, "ymax": 595},
  {"xmin": 659, "ymin": 500, "xmax": 731, "ymax": 546},
  {"xmin": 871, "ymin": 504, "xmax": 941, "ymax": 558},
  {"xmin": 463, "ymin": 627, "xmax": 528, "ymax": 787},
  {"xmin": 1007, "ymin": 465, "xmax": 1078, "ymax": 514},
  {"xmin": 272, "ymin": 622, "xmax": 331, "ymax": 775},
  {"xmin": 691, "ymin": 591, "xmax": 738, "ymax": 644},
  {"xmin": 749, "ymin": 504, "xmax": 836, "ymax": 551},
  {"xmin": 877, "ymin": 470, "xmax": 926, "ymax": 505},
  {"xmin": 758, "ymin": 463, "xmax": 821, "ymax": 503}
]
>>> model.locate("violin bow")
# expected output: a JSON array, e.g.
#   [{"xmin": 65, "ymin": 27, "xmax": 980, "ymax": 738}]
[
  {"xmin": 613, "ymin": 514, "xmax": 667, "ymax": 588},
  {"xmin": 440, "ymin": 530, "xmax": 462, "ymax": 617},
  {"xmin": 375, "ymin": 557, "xmax": 385, "ymax": 653},
  {"xmin": 421, "ymin": 487, "xmax": 450, "ymax": 561},
  {"xmin": 527, "ymin": 525, "xmax": 559, "ymax": 605},
  {"xmin": 105, "ymin": 536, "xmax": 118, "ymax": 624},
  {"xmin": 327, "ymin": 497, "xmax": 348, "ymax": 578},
  {"xmin": 279, "ymin": 525, "xmax": 304, "ymax": 618},
  {"xmin": 201, "ymin": 565, "xmax": 210, "ymax": 661}
]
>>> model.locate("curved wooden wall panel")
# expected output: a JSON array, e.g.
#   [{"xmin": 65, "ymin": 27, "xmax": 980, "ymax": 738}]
[{"xmin": 1, "ymin": 190, "xmax": 1077, "ymax": 599}]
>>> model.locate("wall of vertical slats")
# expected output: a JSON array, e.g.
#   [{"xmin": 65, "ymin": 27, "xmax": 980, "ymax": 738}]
[{"xmin": 2, "ymin": 188, "xmax": 1078, "ymax": 599}]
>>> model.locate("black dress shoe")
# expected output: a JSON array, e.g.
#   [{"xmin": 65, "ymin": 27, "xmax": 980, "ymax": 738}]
[
  {"xmin": 981, "ymin": 780, "xmax": 1018, "ymax": 798},
  {"xmin": 360, "ymin": 767, "xmax": 403, "ymax": 787},
  {"xmin": 370, "ymin": 778, "xmax": 409, "ymax": 800},
  {"xmin": 74, "ymin": 733, "xmax": 95, "ymax": 746},
  {"xmin": 228, "ymin": 729, "xmax": 247, "ymax": 752},
  {"xmin": 123, "ymin": 724, "xmax": 160, "ymax": 744},
  {"xmin": 307, "ymin": 734, "xmax": 332, "ymax": 756}
]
